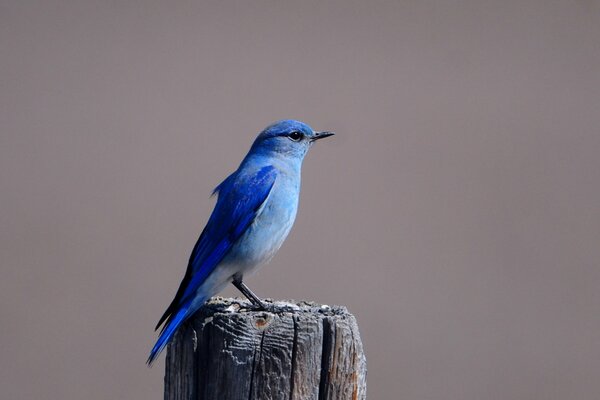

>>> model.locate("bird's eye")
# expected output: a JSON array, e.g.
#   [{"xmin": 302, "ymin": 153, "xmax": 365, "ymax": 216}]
[{"xmin": 288, "ymin": 131, "xmax": 303, "ymax": 142}]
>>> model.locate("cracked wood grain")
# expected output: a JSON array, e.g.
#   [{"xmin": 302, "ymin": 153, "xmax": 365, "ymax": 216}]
[{"xmin": 164, "ymin": 298, "xmax": 366, "ymax": 400}]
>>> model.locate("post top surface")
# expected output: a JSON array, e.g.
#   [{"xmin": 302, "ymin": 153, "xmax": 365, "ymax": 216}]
[{"xmin": 200, "ymin": 297, "xmax": 351, "ymax": 318}]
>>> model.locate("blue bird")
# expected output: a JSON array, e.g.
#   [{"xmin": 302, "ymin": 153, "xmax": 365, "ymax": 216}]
[{"xmin": 148, "ymin": 120, "xmax": 334, "ymax": 365}]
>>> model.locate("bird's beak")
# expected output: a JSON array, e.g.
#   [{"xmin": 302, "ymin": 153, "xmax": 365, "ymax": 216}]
[{"xmin": 310, "ymin": 131, "xmax": 335, "ymax": 142}]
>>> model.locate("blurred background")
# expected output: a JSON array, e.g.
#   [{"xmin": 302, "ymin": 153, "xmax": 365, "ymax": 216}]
[{"xmin": 1, "ymin": 1, "xmax": 599, "ymax": 399}]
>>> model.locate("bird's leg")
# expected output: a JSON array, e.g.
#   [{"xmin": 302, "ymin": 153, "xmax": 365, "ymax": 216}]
[{"xmin": 232, "ymin": 279, "xmax": 267, "ymax": 310}]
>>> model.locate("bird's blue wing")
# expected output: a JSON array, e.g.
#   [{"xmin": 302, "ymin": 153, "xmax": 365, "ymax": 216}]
[
  {"xmin": 148, "ymin": 165, "xmax": 277, "ymax": 365},
  {"xmin": 181, "ymin": 165, "xmax": 277, "ymax": 300}
]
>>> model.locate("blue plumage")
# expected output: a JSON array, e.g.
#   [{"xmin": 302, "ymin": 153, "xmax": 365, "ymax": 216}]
[{"xmin": 148, "ymin": 120, "xmax": 333, "ymax": 365}]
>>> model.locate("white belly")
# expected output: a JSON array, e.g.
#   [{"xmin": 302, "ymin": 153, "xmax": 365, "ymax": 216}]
[{"xmin": 225, "ymin": 184, "xmax": 298, "ymax": 276}]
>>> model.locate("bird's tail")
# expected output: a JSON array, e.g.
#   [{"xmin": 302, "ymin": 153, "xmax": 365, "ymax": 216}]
[{"xmin": 147, "ymin": 301, "xmax": 193, "ymax": 366}]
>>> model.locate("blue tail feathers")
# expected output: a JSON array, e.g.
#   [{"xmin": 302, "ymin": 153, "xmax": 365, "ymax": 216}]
[{"xmin": 147, "ymin": 303, "xmax": 192, "ymax": 366}]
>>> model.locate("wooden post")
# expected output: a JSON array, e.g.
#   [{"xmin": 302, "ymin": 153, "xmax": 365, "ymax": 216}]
[{"xmin": 164, "ymin": 297, "xmax": 367, "ymax": 400}]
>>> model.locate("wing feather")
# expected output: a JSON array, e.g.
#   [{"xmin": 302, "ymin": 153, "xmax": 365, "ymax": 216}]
[{"xmin": 154, "ymin": 165, "xmax": 277, "ymax": 331}]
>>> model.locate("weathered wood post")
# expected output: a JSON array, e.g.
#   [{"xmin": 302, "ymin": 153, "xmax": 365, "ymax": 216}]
[{"xmin": 164, "ymin": 297, "xmax": 366, "ymax": 400}]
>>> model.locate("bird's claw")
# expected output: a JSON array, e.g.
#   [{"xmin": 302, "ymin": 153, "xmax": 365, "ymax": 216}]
[{"xmin": 245, "ymin": 301, "xmax": 300, "ymax": 314}]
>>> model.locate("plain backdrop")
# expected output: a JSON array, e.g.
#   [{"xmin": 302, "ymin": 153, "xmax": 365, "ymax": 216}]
[{"xmin": 1, "ymin": 1, "xmax": 600, "ymax": 399}]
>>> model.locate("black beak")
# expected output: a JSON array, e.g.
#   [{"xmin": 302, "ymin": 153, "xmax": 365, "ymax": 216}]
[{"xmin": 311, "ymin": 131, "xmax": 335, "ymax": 142}]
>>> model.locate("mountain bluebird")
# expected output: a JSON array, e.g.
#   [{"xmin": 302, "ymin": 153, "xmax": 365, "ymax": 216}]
[{"xmin": 148, "ymin": 120, "xmax": 333, "ymax": 365}]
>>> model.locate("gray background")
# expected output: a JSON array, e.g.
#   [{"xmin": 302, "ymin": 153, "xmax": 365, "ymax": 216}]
[{"xmin": 1, "ymin": 1, "xmax": 599, "ymax": 399}]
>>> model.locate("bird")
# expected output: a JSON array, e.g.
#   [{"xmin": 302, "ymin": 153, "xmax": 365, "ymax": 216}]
[{"xmin": 148, "ymin": 120, "xmax": 334, "ymax": 365}]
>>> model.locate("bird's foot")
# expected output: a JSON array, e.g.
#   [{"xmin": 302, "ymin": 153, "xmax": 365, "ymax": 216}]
[
  {"xmin": 240, "ymin": 299, "xmax": 299, "ymax": 314},
  {"xmin": 241, "ymin": 299, "xmax": 272, "ymax": 312}
]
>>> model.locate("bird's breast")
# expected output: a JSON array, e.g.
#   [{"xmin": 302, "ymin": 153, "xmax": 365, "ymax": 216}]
[{"xmin": 225, "ymin": 174, "xmax": 299, "ymax": 274}]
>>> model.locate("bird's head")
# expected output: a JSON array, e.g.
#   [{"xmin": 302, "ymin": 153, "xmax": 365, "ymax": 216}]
[{"xmin": 249, "ymin": 120, "xmax": 334, "ymax": 160}]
